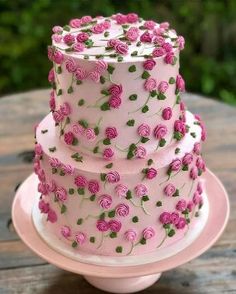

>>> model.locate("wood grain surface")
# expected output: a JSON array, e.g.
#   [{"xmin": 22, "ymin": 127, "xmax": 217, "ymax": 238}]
[{"xmin": 0, "ymin": 89, "xmax": 235, "ymax": 294}]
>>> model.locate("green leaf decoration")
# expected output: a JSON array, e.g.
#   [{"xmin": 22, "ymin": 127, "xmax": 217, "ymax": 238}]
[
  {"xmin": 142, "ymin": 105, "xmax": 149, "ymax": 113},
  {"xmin": 128, "ymin": 65, "xmax": 136, "ymax": 72},
  {"xmin": 67, "ymin": 86, "xmax": 73, "ymax": 94},
  {"xmin": 90, "ymin": 194, "xmax": 96, "ymax": 201},
  {"xmin": 72, "ymin": 241, "xmax": 78, "ymax": 248},
  {"xmin": 141, "ymin": 71, "xmax": 150, "ymax": 79},
  {"xmin": 104, "ymin": 31, "xmax": 109, "ymax": 37},
  {"xmin": 90, "ymin": 236, "xmax": 95, "ymax": 243},
  {"xmin": 85, "ymin": 39, "xmax": 94, "ymax": 48},
  {"xmin": 41, "ymin": 129, "xmax": 48, "ymax": 134},
  {"xmin": 93, "ymin": 146, "xmax": 99, "ymax": 154},
  {"xmin": 61, "ymin": 204, "xmax": 67, "ymax": 214},
  {"xmin": 103, "ymin": 138, "xmax": 111, "ymax": 145},
  {"xmin": 117, "ymin": 56, "xmax": 123, "ymax": 62},
  {"xmin": 176, "ymin": 95, "xmax": 181, "ymax": 104},
  {"xmin": 52, "ymin": 168, "xmax": 57, "ymax": 174},
  {"xmin": 94, "ymin": 126, "xmax": 99, "ymax": 135},
  {"xmin": 131, "ymin": 51, "xmax": 138, "ymax": 56},
  {"xmin": 78, "ymin": 99, "xmax": 85, "ymax": 106},
  {"xmin": 77, "ymin": 218, "xmax": 83, "ymax": 225},
  {"xmin": 99, "ymin": 212, "xmax": 106, "ymax": 220},
  {"xmin": 129, "ymin": 94, "xmax": 137, "ymax": 101},
  {"xmin": 182, "ymin": 165, "xmax": 188, "ymax": 171},
  {"xmin": 147, "ymin": 159, "xmax": 153, "ymax": 166},
  {"xmin": 173, "ymin": 131, "xmax": 183, "ymax": 141},
  {"xmin": 168, "ymin": 229, "xmax": 176, "ymax": 237},
  {"xmin": 63, "ymin": 25, "xmax": 71, "ymax": 31},
  {"xmin": 173, "ymin": 189, "xmax": 180, "ymax": 197},
  {"xmin": 190, "ymin": 132, "xmax": 196, "ymax": 138},
  {"xmin": 105, "ymin": 163, "xmax": 113, "ymax": 169},
  {"xmin": 150, "ymin": 90, "xmax": 157, "ymax": 97},
  {"xmin": 100, "ymin": 76, "xmax": 106, "ymax": 84},
  {"xmin": 101, "ymin": 89, "xmax": 109, "ymax": 96},
  {"xmin": 126, "ymin": 119, "xmax": 135, "ymax": 126},
  {"xmin": 132, "ymin": 216, "xmax": 139, "ymax": 223},
  {"xmin": 49, "ymin": 147, "xmax": 56, "ymax": 152},
  {"xmin": 59, "ymin": 170, "xmax": 65, "ymax": 176},
  {"xmin": 69, "ymin": 188, "xmax": 75, "ymax": 195},
  {"xmin": 72, "ymin": 137, "xmax": 78, "ymax": 146},
  {"xmin": 76, "ymin": 80, "xmax": 82, "ymax": 85},
  {"xmin": 169, "ymin": 77, "xmax": 175, "ymax": 84},
  {"xmin": 107, "ymin": 65, "xmax": 115, "ymax": 74},
  {"xmin": 140, "ymin": 238, "xmax": 147, "ymax": 245},
  {"xmin": 57, "ymin": 89, "xmax": 62, "ymax": 96},
  {"xmin": 108, "ymin": 210, "xmax": 115, "ymax": 218},
  {"xmin": 142, "ymin": 195, "xmax": 149, "ymax": 202},
  {"xmin": 126, "ymin": 190, "xmax": 132, "ymax": 200},
  {"xmin": 56, "ymin": 66, "xmax": 62, "ymax": 74},
  {"xmin": 78, "ymin": 119, "xmax": 88, "ymax": 128},
  {"xmin": 141, "ymin": 137, "xmax": 149, "ymax": 143},
  {"xmin": 77, "ymin": 188, "xmax": 85, "ymax": 195},
  {"xmin": 110, "ymin": 232, "xmax": 117, "ymax": 238},
  {"xmin": 159, "ymin": 138, "xmax": 166, "ymax": 147},
  {"xmin": 100, "ymin": 173, "xmax": 106, "ymax": 181},
  {"xmin": 156, "ymin": 201, "xmax": 162, "ymax": 207},
  {"xmin": 157, "ymin": 93, "xmax": 166, "ymax": 100},
  {"xmin": 100, "ymin": 102, "xmax": 110, "ymax": 111},
  {"xmin": 116, "ymin": 246, "xmax": 123, "ymax": 253},
  {"xmin": 163, "ymin": 224, "xmax": 170, "ymax": 229},
  {"xmin": 175, "ymin": 147, "xmax": 180, "ymax": 154}
]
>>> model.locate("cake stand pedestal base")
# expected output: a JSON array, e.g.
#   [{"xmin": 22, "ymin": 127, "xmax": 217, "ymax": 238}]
[{"xmin": 84, "ymin": 273, "xmax": 161, "ymax": 293}]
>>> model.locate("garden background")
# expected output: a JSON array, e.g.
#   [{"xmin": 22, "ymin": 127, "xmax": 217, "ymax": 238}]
[{"xmin": 1, "ymin": 0, "xmax": 236, "ymax": 105}]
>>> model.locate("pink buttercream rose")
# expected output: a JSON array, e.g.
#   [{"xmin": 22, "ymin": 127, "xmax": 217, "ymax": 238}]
[
  {"xmin": 153, "ymin": 27, "xmax": 165, "ymax": 35},
  {"xmin": 48, "ymin": 180, "xmax": 57, "ymax": 193},
  {"xmin": 38, "ymin": 199, "xmax": 49, "ymax": 213},
  {"xmin": 88, "ymin": 180, "xmax": 100, "ymax": 194},
  {"xmin": 115, "ymin": 184, "xmax": 128, "ymax": 198},
  {"xmin": 170, "ymin": 159, "xmax": 182, "ymax": 172},
  {"xmin": 91, "ymin": 23, "xmax": 105, "ymax": 34},
  {"xmin": 52, "ymin": 26, "xmax": 63, "ymax": 33},
  {"xmin": 95, "ymin": 60, "xmax": 108, "ymax": 74},
  {"xmin": 61, "ymin": 226, "xmax": 71, "ymax": 238},
  {"xmin": 153, "ymin": 36, "xmax": 165, "ymax": 46},
  {"xmin": 170, "ymin": 212, "xmax": 180, "ymax": 225},
  {"xmin": 47, "ymin": 209, "xmax": 57, "ymax": 223},
  {"xmin": 47, "ymin": 46, "xmax": 54, "ymax": 61},
  {"xmin": 135, "ymin": 184, "xmax": 148, "ymax": 197},
  {"xmin": 55, "ymin": 187, "xmax": 67, "ymax": 202},
  {"xmin": 159, "ymin": 212, "xmax": 171, "ymax": 224},
  {"xmin": 162, "ymin": 42, "xmax": 173, "ymax": 53},
  {"xmin": 137, "ymin": 123, "xmax": 151, "ymax": 137},
  {"xmin": 152, "ymin": 47, "xmax": 165, "ymax": 57},
  {"xmin": 164, "ymin": 52, "xmax": 175, "ymax": 65},
  {"xmin": 182, "ymin": 153, "xmax": 193, "ymax": 165},
  {"xmin": 126, "ymin": 27, "xmax": 139, "ymax": 41},
  {"xmin": 114, "ymin": 14, "xmax": 127, "ymax": 24},
  {"xmin": 177, "ymin": 36, "xmax": 185, "ymax": 50},
  {"xmin": 143, "ymin": 227, "xmax": 155, "ymax": 239},
  {"xmin": 103, "ymin": 148, "xmax": 114, "ymax": 160},
  {"xmin": 48, "ymin": 68, "xmax": 55, "ymax": 83},
  {"xmin": 196, "ymin": 157, "xmax": 206, "ymax": 171},
  {"xmin": 63, "ymin": 33, "xmax": 75, "ymax": 45},
  {"xmin": 75, "ymin": 67, "xmax": 87, "ymax": 80},
  {"xmin": 101, "ymin": 20, "xmax": 111, "ymax": 30},
  {"xmin": 61, "ymin": 164, "xmax": 74, "ymax": 175},
  {"xmin": 53, "ymin": 110, "xmax": 64, "ymax": 123},
  {"xmin": 135, "ymin": 146, "xmax": 147, "ymax": 159},
  {"xmin": 108, "ymin": 220, "xmax": 122, "ymax": 232},
  {"xmin": 158, "ymin": 81, "xmax": 169, "ymax": 93},
  {"xmin": 64, "ymin": 132, "xmax": 74, "ymax": 145},
  {"xmin": 114, "ymin": 42, "xmax": 129, "ymax": 55},
  {"xmin": 193, "ymin": 191, "xmax": 202, "ymax": 205},
  {"xmin": 187, "ymin": 201, "xmax": 194, "ymax": 212},
  {"xmin": 174, "ymin": 120, "xmax": 186, "ymax": 135},
  {"xmin": 88, "ymin": 71, "xmax": 100, "ymax": 83},
  {"xmin": 197, "ymin": 182, "xmax": 203, "ymax": 194},
  {"xmin": 85, "ymin": 128, "xmax": 96, "ymax": 141},
  {"xmin": 176, "ymin": 74, "xmax": 185, "ymax": 92},
  {"xmin": 49, "ymin": 90, "xmax": 56, "ymax": 111},
  {"xmin": 98, "ymin": 194, "xmax": 112, "ymax": 209},
  {"xmin": 143, "ymin": 59, "xmax": 156, "ymax": 70},
  {"xmin": 38, "ymin": 182, "xmax": 49, "ymax": 195},
  {"xmin": 180, "ymin": 101, "xmax": 186, "ymax": 112},
  {"xmin": 176, "ymin": 199, "xmax": 187, "ymax": 212},
  {"xmin": 140, "ymin": 31, "xmax": 152, "ymax": 43},
  {"xmin": 164, "ymin": 183, "xmax": 176, "ymax": 197},
  {"xmin": 69, "ymin": 18, "xmax": 81, "ymax": 28},
  {"xmin": 60, "ymin": 102, "xmax": 71, "ymax": 116},
  {"xmin": 153, "ymin": 124, "xmax": 167, "ymax": 139},
  {"xmin": 65, "ymin": 58, "xmax": 77, "ymax": 73},
  {"xmin": 160, "ymin": 22, "xmax": 170, "ymax": 29},
  {"xmin": 146, "ymin": 168, "xmax": 157, "ymax": 179},
  {"xmin": 72, "ymin": 123, "xmax": 84, "ymax": 135},
  {"xmin": 76, "ymin": 32, "xmax": 89, "ymax": 43},
  {"xmin": 96, "ymin": 219, "xmax": 109, "ymax": 232},
  {"xmin": 37, "ymin": 169, "xmax": 45, "ymax": 182},
  {"xmin": 74, "ymin": 175, "xmax": 87, "ymax": 188},
  {"xmin": 162, "ymin": 107, "xmax": 172, "ymax": 120},
  {"xmin": 73, "ymin": 42, "xmax": 85, "ymax": 52},
  {"xmin": 108, "ymin": 84, "xmax": 123, "ymax": 96},
  {"xmin": 53, "ymin": 50, "xmax": 64, "ymax": 64},
  {"xmin": 81, "ymin": 15, "xmax": 92, "ymax": 24},
  {"xmin": 49, "ymin": 157, "xmax": 61, "ymax": 168},
  {"xmin": 126, "ymin": 13, "xmax": 139, "ymax": 23},
  {"xmin": 106, "ymin": 171, "xmax": 120, "ymax": 183},
  {"xmin": 124, "ymin": 229, "xmax": 137, "ymax": 242},
  {"xmin": 105, "ymin": 127, "xmax": 118, "ymax": 139},
  {"xmin": 107, "ymin": 39, "xmax": 119, "ymax": 48},
  {"xmin": 190, "ymin": 166, "xmax": 198, "ymax": 180},
  {"xmin": 116, "ymin": 203, "xmax": 129, "ymax": 217},
  {"xmin": 75, "ymin": 232, "xmax": 86, "ymax": 245},
  {"xmin": 144, "ymin": 20, "xmax": 156, "ymax": 30},
  {"xmin": 35, "ymin": 143, "xmax": 43, "ymax": 156},
  {"xmin": 109, "ymin": 96, "xmax": 122, "ymax": 108},
  {"xmin": 52, "ymin": 33, "xmax": 62, "ymax": 43},
  {"xmin": 144, "ymin": 77, "xmax": 157, "ymax": 92},
  {"xmin": 175, "ymin": 217, "xmax": 187, "ymax": 229}
]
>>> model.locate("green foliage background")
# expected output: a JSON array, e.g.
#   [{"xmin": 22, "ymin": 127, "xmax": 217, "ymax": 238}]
[{"xmin": 1, "ymin": 0, "xmax": 236, "ymax": 104}]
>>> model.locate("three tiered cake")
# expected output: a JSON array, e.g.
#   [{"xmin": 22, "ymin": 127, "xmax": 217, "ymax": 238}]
[{"xmin": 34, "ymin": 13, "xmax": 207, "ymax": 256}]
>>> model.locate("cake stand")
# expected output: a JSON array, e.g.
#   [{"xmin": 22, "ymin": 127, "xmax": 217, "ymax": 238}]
[{"xmin": 12, "ymin": 169, "xmax": 229, "ymax": 293}]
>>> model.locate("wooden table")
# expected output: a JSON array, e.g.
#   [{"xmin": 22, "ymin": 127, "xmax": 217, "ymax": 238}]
[{"xmin": 0, "ymin": 89, "xmax": 235, "ymax": 293}]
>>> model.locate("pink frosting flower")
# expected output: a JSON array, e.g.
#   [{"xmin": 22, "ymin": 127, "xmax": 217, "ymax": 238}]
[
  {"xmin": 38, "ymin": 199, "xmax": 49, "ymax": 213},
  {"xmin": 52, "ymin": 25, "xmax": 63, "ymax": 33},
  {"xmin": 197, "ymin": 182, "xmax": 203, "ymax": 194},
  {"xmin": 35, "ymin": 143, "xmax": 43, "ymax": 156},
  {"xmin": 88, "ymin": 180, "xmax": 100, "ymax": 194},
  {"xmin": 190, "ymin": 166, "xmax": 198, "ymax": 180},
  {"xmin": 91, "ymin": 23, "xmax": 105, "ymax": 34},
  {"xmin": 126, "ymin": 13, "xmax": 139, "ymax": 23},
  {"xmin": 47, "ymin": 209, "xmax": 57, "ymax": 223},
  {"xmin": 53, "ymin": 110, "xmax": 64, "ymax": 123},
  {"xmin": 81, "ymin": 15, "xmax": 92, "ymax": 24},
  {"xmin": 52, "ymin": 33, "xmax": 62, "ymax": 44},
  {"xmin": 143, "ymin": 59, "xmax": 156, "ymax": 71},
  {"xmin": 72, "ymin": 123, "xmax": 84, "ymax": 135},
  {"xmin": 176, "ymin": 199, "xmax": 187, "ymax": 212},
  {"xmin": 137, "ymin": 123, "xmax": 151, "ymax": 137},
  {"xmin": 170, "ymin": 212, "xmax": 180, "ymax": 225},
  {"xmin": 37, "ymin": 169, "xmax": 45, "ymax": 182},
  {"xmin": 95, "ymin": 60, "xmax": 108, "ymax": 74},
  {"xmin": 69, "ymin": 18, "xmax": 81, "ymax": 28},
  {"xmin": 48, "ymin": 68, "xmax": 55, "ymax": 83},
  {"xmin": 162, "ymin": 42, "xmax": 173, "ymax": 53},
  {"xmin": 143, "ymin": 227, "xmax": 155, "ymax": 239},
  {"xmin": 116, "ymin": 203, "xmax": 130, "ymax": 217},
  {"xmin": 65, "ymin": 58, "xmax": 77, "ymax": 73},
  {"xmin": 162, "ymin": 107, "xmax": 172, "ymax": 120},
  {"xmin": 75, "ymin": 67, "xmax": 87, "ymax": 80},
  {"xmin": 144, "ymin": 78, "xmax": 157, "ymax": 92},
  {"xmin": 115, "ymin": 184, "xmax": 128, "ymax": 198},
  {"xmin": 88, "ymin": 71, "xmax": 100, "ymax": 83},
  {"xmin": 109, "ymin": 96, "xmax": 122, "ymax": 109},
  {"xmin": 61, "ymin": 225, "xmax": 71, "ymax": 238},
  {"xmin": 60, "ymin": 102, "xmax": 71, "ymax": 116},
  {"xmin": 74, "ymin": 175, "xmax": 87, "ymax": 188},
  {"xmin": 103, "ymin": 148, "xmax": 114, "ymax": 160},
  {"xmin": 49, "ymin": 157, "xmax": 61, "ymax": 168},
  {"xmin": 182, "ymin": 153, "xmax": 193, "ymax": 165},
  {"xmin": 106, "ymin": 171, "xmax": 120, "ymax": 183},
  {"xmin": 153, "ymin": 36, "xmax": 165, "ymax": 46},
  {"xmin": 135, "ymin": 146, "xmax": 147, "ymax": 159},
  {"xmin": 153, "ymin": 124, "xmax": 167, "ymax": 139},
  {"xmin": 48, "ymin": 180, "xmax": 57, "ymax": 193},
  {"xmin": 55, "ymin": 187, "xmax": 67, "ymax": 202},
  {"xmin": 140, "ymin": 31, "xmax": 152, "ymax": 43},
  {"xmin": 158, "ymin": 81, "xmax": 169, "ymax": 93},
  {"xmin": 180, "ymin": 101, "xmax": 186, "ymax": 112},
  {"xmin": 73, "ymin": 42, "xmax": 85, "ymax": 52},
  {"xmin": 177, "ymin": 36, "xmax": 185, "ymax": 50},
  {"xmin": 126, "ymin": 27, "xmax": 139, "ymax": 41},
  {"xmin": 61, "ymin": 164, "xmax": 74, "ymax": 175},
  {"xmin": 108, "ymin": 84, "xmax": 123, "ymax": 96},
  {"xmin": 124, "ymin": 229, "xmax": 137, "ymax": 242},
  {"xmin": 114, "ymin": 42, "xmax": 129, "ymax": 55},
  {"xmin": 152, "ymin": 47, "xmax": 165, "ymax": 57},
  {"xmin": 38, "ymin": 182, "xmax": 49, "ymax": 195},
  {"xmin": 153, "ymin": 27, "xmax": 165, "ymax": 36},
  {"xmin": 196, "ymin": 157, "xmax": 206, "ymax": 171},
  {"xmin": 174, "ymin": 120, "xmax": 186, "ymax": 135},
  {"xmin": 193, "ymin": 191, "xmax": 202, "ymax": 205},
  {"xmin": 96, "ymin": 219, "xmax": 109, "ymax": 232},
  {"xmin": 187, "ymin": 201, "xmax": 194, "ymax": 212},
  {"xmin": 98, "ymin": 194, "xmax": 112, "ymax": 209},
  {"xmin": 144, "ymin": 20, "xmax": 156, "ymax": 30},
  {"xmin": 175, "ymin": 217, "xmax": 187, "ymax": 229},
  {"xmin": 164, "ymin": 183, "xmax": 176, "ymax": 197},
  {"xmin": 75, "ymin": 232, "xmax": 86, "ymax": 245},
  {"xmin": 76, "ymin": 32, "xmax": 89, "ymax": 43},
  {"xmin": 107, "ymin": 39, "xmax": 119, "ymax": 48},
  {"xmin": 101, "ymin": 20, "xmax": 111, "ymax": 30},
  {"xmin": 159, "ymin": 212, "xmax": 171, "ymax": 224},
  {"xmin": 160, "ymin": 22, "xmax": 170, "ymax": 29},
  {"xmin": 105, "ymin": 127, "xmax": 118, "ymax": 139},
  {"xmin": 48, "ymin": 46, "xmax": 54, "ymax": 61},
  {"xmin": 63, "ymin": 33, "xmax": 75, "ymax": 45},
  {"xmin": 114, "ymin": 14, "xmax": 127, "ymax": 24},
  {"xmin": 64, "ymin": 132, "xmax": 74, "ymax": 145},
  {"xmin": 176, "ymin": 74, "xmax": 185, "ymax": 92},
  {"xmin": 49, "ymin": 90, "xmax": 56, "ymax": 111},
  {"xmin": 85, "ymin": 128, "xmax": 96, "ymax": 141},
  {"xmin": 108, "ymin": 220, "xmax": 122, "ymax": 232},
  {"xmin": 135, "ymin": 184, "xmax": 148, "ymax": 197},
  {"xmin": 53, "ymin": 50, "xmax": 64, "ymax": 64},
  {"xmin": 164, "ymin": 52, "xmax": 175, "ymax": 65},
  {"xmin": 170, "ymin": 159, "xmax": 182, "ymax": 172},
  {"xmin": 146, "ymin": 168, "xmax": 157, "ymax": 179}
]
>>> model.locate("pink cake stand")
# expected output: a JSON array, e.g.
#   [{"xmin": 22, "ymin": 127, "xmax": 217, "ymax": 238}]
[{"xmin": 12, "ymin": 169, "xmax": 229, "ymax": 293}]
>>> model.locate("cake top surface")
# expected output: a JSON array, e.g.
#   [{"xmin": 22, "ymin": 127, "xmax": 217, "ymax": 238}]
[{"xmin": 51, "ymin": 13, "xmax": 184, "ymax": 62}]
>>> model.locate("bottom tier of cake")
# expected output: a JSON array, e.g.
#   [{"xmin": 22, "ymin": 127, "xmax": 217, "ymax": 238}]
[{"xmin": 34, "ymin": 111, "xmax": 206, "ymax": 256}]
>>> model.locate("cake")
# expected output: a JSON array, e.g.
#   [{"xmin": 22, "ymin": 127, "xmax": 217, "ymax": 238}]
[{"xmin": 34, "ymin": 13, "xmax": 207, "ymax": 256}]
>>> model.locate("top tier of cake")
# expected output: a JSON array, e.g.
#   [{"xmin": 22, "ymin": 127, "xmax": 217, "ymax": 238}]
[{"xmin": 48, "ymin": 13, "xmax": 186, "ymax": 161}]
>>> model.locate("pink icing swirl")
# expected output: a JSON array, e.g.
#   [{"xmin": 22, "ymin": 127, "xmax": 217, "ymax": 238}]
[
  {"xmin": 190, "ymin": 166, "xmax": 198, "ymax": 180},
  {"xmin": 140, "ymin": 31, "xmax": 152, "ymax": 43},
  {"xmin": 175, "ymin": 217, "xmax": 187, "ymax": 229},
  {"xmin": 64, "ymin": 132, "xmax": 74, "ymax": 145},
  {"xmin": 88, "ymin": 180, "xmax": 100, "ymax": 194},
  {"xmin": 55, "ymin": 187, "xmax": 67, "ymax": 202},
  {"xmin": 152, "ymin": 47, "xmax": 165, "ymax": 57},
  {"xmin": 158, "ymin": 81, "xmax": 169, "ymax": 93},
  {"xmin": 48, "ymin": 68, "xmax": 55, "ymax": 83},
  {"xmin": 47, "ymin": 209, "xmax": 57, "ymax": 223},
  {"xmin": 60, "ymin": 102, "xmax": 71, "ymax": 116},
  {"xmin": 106, "ymin": 171, "xmax": 120, "ymax": 183},
  {"xmin": 61, "ymin": 226, "xmax": 71, "ymax": 238},
  {"xmin": 144, "ymin": 20, "xmax": 156, "ymax": 30},
  {"xmin": 98, "ymin": 194, "xmax": 112, "ymax": 209},
  {"xmin": 108, "ymin": 220, "xmax": 122, "ymax": 232},
  {"xmin": 162, "ymin": 107, "xmax": 172, "ymax": 120},
  {"xmin": 65, "ymin": 58, "xmax": 77, "ymax": 73},
  {"xmin": 126, "ymin": 27, "xmax": 139, "ymax": 41},
  {"xmin": 75, "ymin": 232, "xmax": 86, "ymax": 245},
  {"xmin": 164, "ymin": 183, "xmax": 176, "ymax": 197},
  {"xmin": 75, "ymin": 67, "xmax": 87, "ymax": 80},
  {"xmin": 73, "ymin": 42, "xmax": 85, "ymax": 52},
  {"xmin": 96, "ymin": 219, "xmax": 109, "ymax": 232},
  {"xmin": 176, "ymin": 199, "xmax": 187, "ymax": 212},
  {"xmin": 170, "ymin": 212, "xmax": 180, "ymax": 225},
  {"xmin": 115, "ymin": 203, "xmax": 130, "ymax": 217},
  {"xmin": 95, "ymin": 60, "xmax": 108, "ymax": 74},
  {"xmin": 153, "ymin": 124, "xmax": 167, "ymax": 140},
  {"xmin": 143, "ymin": 59, "xmax": 156, "ymax": 71},
  {"xmin": 105, "ymin": 127, "xmax": 118, "ymax": 139},
  {"xmin": 76, "ymin": 32, "xmax": 89, "ymax": 43},
  {"xmin": 74, "ymin": 175, "xmax": 87, "ymax": 188},
  {"xmin": 69, "ymin": 18, "xmax": 81, "ymax": 28},
  {"xmin": 170, "ymin": 159, "xmax": 182, "ymax": 172},
  {"xmin": 115, "ymin": 184, "xmax": 128, "ymax": 198},
  {"xmin": 137, "ymin": 123, "xmax": 151, "ymax": 137},
  {"xmin": 108, "ymin": 84, "xmax": 123, "ymax": 96},
  {"xmin": 135, "ymin": 184, "xmax": 148, "ymax": 197},
  {"xmin": 49, "ymin": 157, "xmax": 61, "ymax": 168},
  {"xmin": 88, "ymin": 71, "xmax": 101, "ymax": 83},
  {"xmin": 146, "ymin": 168, "xmax": 157, "ymax": 179},
  {"xmin": 85, "ymin": 128, "xmax": 96, "ymax": 141},
  {"xmin": 176, "ymin": 74, "xmax": 185, "ymax": 92},
  {"xmin": 144, "ymin": 78, "xmax": 157, "ymax": 92},
  {"xmin": 182, "ymin": 153, "xmax": 193, "ymax": 165},
  {"xmin": 135, "ymin": 146, "xmax": 147, "ymax": 159},
  {"xmin": 143, "ymin": 227, "xmax": 155, "ymax": 239},
  {"xmin": 63, "ymin": 33, "xmax": 75, "ymax": 45},
  {"xmin": 109, "ymin": 96, "xmax": 122, "ymax": 109},
  {"xmin": 38, "ymin": 200, "xmax": 49, "ymax": 213},
  {"xmin": 114, "ymin": 42, "xmax": 129, "ymax": 55},
  {"xmin": 126, "ymin": 13, "xmax": 139, "ymax": 23},
  {"xmin": 124, "ymin": 229, "xmax": 137, "ymax": 242},
  {"xmin": 159, "ymin": 212, "xmax": 171, "ymax": 224},
  {"xmin": 103, "ymin": 148, "xmax": 114, "ymax": 160}
]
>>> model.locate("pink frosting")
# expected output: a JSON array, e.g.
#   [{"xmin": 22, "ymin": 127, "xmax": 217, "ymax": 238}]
[
  {"xmin": 88, "ymin": 180, "xmax": 100, "ymax": 194},
  {"xmin": 98, "ymin": 194, "xmax": 112, "ymax": 209},
  {"xmin": 135, "ymin": 146, "xmax": 147, "ymax": 159},
  {"xmin": 108, "ymin": 220, "xmax": 122, "ymax": 232},
  {"xmin": 106, "ymin": 171, "xmax": 120, "ymax": 183},
  {"xmin": 55, "ymin": 187, "xmax": 67, "ymax": 202},
  {"xmin": 143, "ymin": 59, "xmax": 156, "ymax": 70},
  {"xmin": 164, "ymin": 183, "xmax": 176, "ymax": 197},
  {"xmin": 96, "ymin": 219, "xmax": 109, "ymax": 232},
  {"xmin": 74, "ymin": 175, "xmax": 87, "ymax": 188},
  {"xmin": 105, "ymin": 127, "xmax": 118, "ymax": 139},
  {"xmin": 144, "ymin": 78, "xmax": 157, "ymax": 92},
  {"xmin": 61, "ymin": 225, "xmax": 71, "ymax": 238},
  {"xmin": 162, "ymin": 107, "xmax": 172, "ymax": 120},
  {"xmin": 124, "ymin": 229, "xmax": 137, "ymax": 242},
  {"xmin": 115, "ymin": 203, "xmax": 130, "ymax": 217},
  {"xmin": 75, "ymin": 232, "xmax": 86, "ymax": 245},
  {"xmin": 143, "ymin": 227, "xmax": 155, "ymax": 239},
  {"xmin": 137, "ymin": 124, "xmax": 151, "ymax": 137},
  {"xmin": 176, "ymin": 199, "xmax": 187, "ymax": 212},
  {"xmin": 135, "ymin": 184, "xmax": 148, "ymax": 197},
  {"xmin": 115, "ymin": 184, "xmax": 128, "ymax": 198},
  {"xmin": 103, "ymin": 148, "xmax": 114, "ymax": 160},
  {"xmin": 153, "ymin": 124, "xmax": 167, "ymax": 140}
]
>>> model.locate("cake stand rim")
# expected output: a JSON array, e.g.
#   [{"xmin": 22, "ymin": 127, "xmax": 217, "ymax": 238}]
[{"xmin": 12, "ymin": 169, "xmax": 230, "ymax": 278}]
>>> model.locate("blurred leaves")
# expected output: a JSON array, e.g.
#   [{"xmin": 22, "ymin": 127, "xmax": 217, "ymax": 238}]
[{"xmin": 0, "ymin": 0, "xmax": 236, "ymax": 105}]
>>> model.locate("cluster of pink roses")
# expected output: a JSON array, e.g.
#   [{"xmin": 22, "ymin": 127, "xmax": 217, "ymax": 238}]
[
  {"xmin": 174, "ymin": 119, "xmax": 187, "ymax": 137},
  {"xmin": 144, "ymin": 77, "xmax": 169, "ymax": 94},
  {"xmin": 137, "ymin": 122, "xmax": 168, "ymax": 142},
  {"xmin": 52, "ymin": 102, "xmax": 71, "ymax": 124},
  {"xmin": 113, "ymin": 13, "xmax": 139, "ymax": 24},
  {"xmin": 38, "ymin": 199, "xmax": 57, "ymax": 223},
  {"xmin": 61, "ymin": 226, "xmax": 86, "ymax": 246},
  {"xmin": 48, "ymin": 47, "xmax": 64, "ymax": 64},
  {"xmin": 96, "ymin": 219, "xmax": 122, "ymax": 233},
  {"xmin": 194, "ymin": 114, "xmax": 207, "ymax": 142},
  {"xmin": 107, "ymin": 38, "xmax": 129, "ymax": 55},
  {"xmin": 74, "ymin": 175, "xmax": 100, "ymax": 194},
  {"xmin": 107, "ymin": 84, "xmax": 123, "ymax": 108},
  {"xmin": 49, "ymin": 157, "xmax": 74, "ymax": 175}
]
